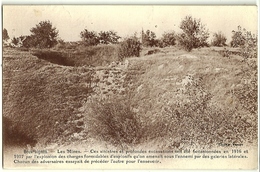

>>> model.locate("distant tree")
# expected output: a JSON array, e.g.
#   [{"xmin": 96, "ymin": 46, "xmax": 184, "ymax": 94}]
[
  {"xmin": 3, "ymin": 28, "xmax": 9, "ymax": 41},
  {"xmin": 230, "ymin": 26, "xmax": 246, "ymax": 47},
  {"xmin": 160, "ymin": 31, "xmax": 176, "ymax": 47},
  {"xmin": 178, "ymin": 15, "xmax": 209, "ymax": 51},
  {"xmin": 98, "ymin": 30, "xmax": 121, "ymax": 44},
  {"xmin": 211, "ymin": 31, "xmax": 227, "ymax": 47},
  {"xmin": 80, "ymin": 29, "xmax": 99, "ymax": 46},
  {"xmin": 30, "ymin": 20, "xmax": 59, "ymax": 48},
  {"xmin": 11, "ymin": 37, "xmax": 20, "ymax": 46},
  {"xmin": 142, "ymin": 29, "xmax": 157, "ymax": 47}
]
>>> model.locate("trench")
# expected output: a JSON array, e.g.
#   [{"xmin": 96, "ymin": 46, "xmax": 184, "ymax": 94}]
[{"xmin": 32, "ymin": 45, "xmax": 119, "ymax": 67}]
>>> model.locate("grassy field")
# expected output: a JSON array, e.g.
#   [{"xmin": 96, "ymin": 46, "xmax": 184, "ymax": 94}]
[{"xmin": 2, "ymin": 45, "xmax": 257, "ymax": 150}]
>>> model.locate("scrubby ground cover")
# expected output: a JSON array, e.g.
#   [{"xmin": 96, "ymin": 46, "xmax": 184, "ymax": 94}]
[
  {"xmin": 124, "ymin": 49, "xmax": 257, "ymax": 149},
  {"xmin": 3, "ymin": 46, "xmax": 257, "ymax": 151}
]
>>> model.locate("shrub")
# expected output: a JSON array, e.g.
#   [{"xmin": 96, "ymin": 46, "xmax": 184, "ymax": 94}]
[
  {"xmin": 80, "ymin": 29, "xmax": 99, "ymax": 46},
  {"xmin": 211, "ymin": 31, "xmax": 227, "ymax": 47},
  {"xmin": 18, "ymin": 35, "xmax": 34, "ymax": 48},
  {"xmin": 230, "ymin": 26, "xmax": 245, "ymax": 47},
  {"xmin": 87, "ymin": 96, "xmax": 142, "ymax": 146},
  {"xmin": 142, "ymin": 29, "xmax": 157, "ymax": 47},
  {"xmin": 160, "ymin": 31, "xmax": 176, "ymax": 47},
  {"xmin": 80, "ymin": 29, "xmax": 121, "ymax": 46},
  {"xmin": 178, "ymin": 15, "xmax": 209, "ymax": 51},
  {"xmin": 231, "ymin": 26, "xmax": 257, "ymax": 59},
  {"xmin": 118, "ymin": 37, "xmax": 141, "ymax": 61},
  {"xmin": 11, "ymin": 37, "xmax": 20, "ymax": 46},
  {"xmin": 98, "ymin": 30, "xmax": 121, "ymax": 44}
]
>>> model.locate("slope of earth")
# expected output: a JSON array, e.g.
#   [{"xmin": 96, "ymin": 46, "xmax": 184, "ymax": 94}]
[
  {"xmin": 3, "ymin": 48, "xmax": 128, "ymax": 147},
  {"xmin": 3, "ymin": 46, "xmax": 257, "ymax": 152},
  {"xmin": 3, "ymin": 48, "xmax": 93, "ymax": 146},
  {"xmin": 80, "ymin": 47, "xmax": 257, "ymax": 150}
]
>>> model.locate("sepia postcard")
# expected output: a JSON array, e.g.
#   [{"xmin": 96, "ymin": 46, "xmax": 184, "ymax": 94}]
[{"xmin": 2, "ymin": 5, "xmax": 258, "ymax": 169}]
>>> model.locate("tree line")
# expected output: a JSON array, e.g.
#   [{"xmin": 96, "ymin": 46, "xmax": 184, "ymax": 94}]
[{"xmin": 2, "ymin": 15, "xmax": 257, "ymax": 57}]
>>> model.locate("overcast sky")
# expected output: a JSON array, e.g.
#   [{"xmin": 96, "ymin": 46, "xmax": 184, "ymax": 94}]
[{"xmin": 3, "ymin": 5, "xmax": 258, "ymax": 42}]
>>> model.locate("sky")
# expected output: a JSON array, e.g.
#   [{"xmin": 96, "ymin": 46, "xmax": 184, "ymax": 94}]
[{"xmin": 2, "ymin": 5, "xmax": 258, "ymax": 43}]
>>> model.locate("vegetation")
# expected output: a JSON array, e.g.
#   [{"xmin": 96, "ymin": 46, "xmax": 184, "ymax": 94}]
[
  {"xmin": 11, "ymin": 37, "xmax": 20, "ymax": 46},
  {"xmin": 87, "ymin": 96, "xmax": 142, "ymax": 146},
  {"xmin": 19, "ymin": 35, "xmax": 33, "ymax": 48},
  {"xmin": 160, "ymin": 31, "xmax": 176, "ymax": 47},
  {"xmin": 98, "ymin": 30, "xmax": 121, "ymax": 44},
  {"xmin": 211, "ymin": 31, "xmax": 227, "ymax": 47},
  {"xmin": 229, "ymin": 26, "xmax": 257, "ymax": 60},
  {"xmin": 3, "ymin": 28, "xmax": 9, "ymax": 41},
  {"xmin": 80, "ymin": 29, "xmax": 100, "ymax": 46},
  {"xmin": 142, "ymin": 29, "xmax": 157, "ymax": 47},
  {"xmin": 118, "ymin": 37, "xmax": 141, "ymax": 60},
  {"xmin": 230, "ymin": 26, "xmax": 246, "ymax": 48},
  {"xmin": 178, "ymin": 15, "xmax": 209, "ymax": 51},
  {"xmin": 80, "ymin": 29, "xmax": 121, "ymax": 46},
  {"xmin": 3, "ymin": 17, "xmax": 258, "ymax": 150},
  {"xmin": 30, "ymin": 20, "xmax": 59, "ymax": 48}
]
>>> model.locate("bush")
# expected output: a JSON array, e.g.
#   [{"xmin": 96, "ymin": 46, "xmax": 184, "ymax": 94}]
[
  {"xmin": 178, "ymin": 15, "xmax": 209, "ymax": 51},
  {"xmin": 87, "ymin": 96, "xmax": 142, "ymax": 146},
  {"xmin": 80, "ymin": 29, "xmax": 99, "ymax": 46},
  {"xmin": 142, "ymin": 29, "xmax": 157, "ymax": 47},
  {"xmin": 20, "ymin": 35, "xmax": 34, "ymax": 48},
  {"xmin": 231, "ymin": 26, "xmax": 257, "ymax": 59},
  {"xmin": 160, "ymin": 31, "xmax": 176, "ymax": 47},
  {"xmin": 118, "ymin": 37, "xmax": 141, "ymax": 61},
  {"xmin": 11, "ymin": 37, "xmax": 20, "ymax": 47},
  {"xmin": 230, "ymin": 26, "xmax": 245, "ymax": 48},
  {"xmin": 211, "ymin": 31, "xmax": 227, "ymax": 47},
  {"xmin": 98, "ymin": 30, "xmax": 121, "ymax": 44},
  {"xmin": 80, "ymin": 29, "xmax": 121, "ymax": 46}
]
